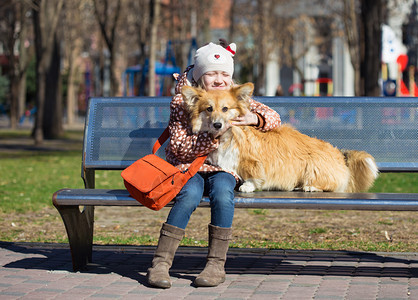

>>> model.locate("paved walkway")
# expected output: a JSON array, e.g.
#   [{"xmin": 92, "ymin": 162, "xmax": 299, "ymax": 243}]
[{"xmin": 0, "ymin": 242, "xmax": 416, "ymax": 299}]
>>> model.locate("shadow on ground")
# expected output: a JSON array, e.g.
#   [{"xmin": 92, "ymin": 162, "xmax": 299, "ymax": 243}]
[{"xmin": 1, "ymin": 241, "xmax": 417, "ymax": 286}]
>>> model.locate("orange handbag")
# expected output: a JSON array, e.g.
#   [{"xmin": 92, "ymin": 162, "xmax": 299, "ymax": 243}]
[{"xmin": 121, "ymin": 127, "xmax": 207, "ymax": 211}]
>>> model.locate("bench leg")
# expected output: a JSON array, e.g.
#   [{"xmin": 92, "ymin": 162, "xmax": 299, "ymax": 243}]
[{"xmin": 55, "ymin": 205, "xmax": 95, "ymax": 271}]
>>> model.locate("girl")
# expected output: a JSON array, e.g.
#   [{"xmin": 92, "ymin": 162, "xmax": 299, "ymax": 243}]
[{"xmin": 147, "ymin": 40, "xmax": 282, "ymax": 288}]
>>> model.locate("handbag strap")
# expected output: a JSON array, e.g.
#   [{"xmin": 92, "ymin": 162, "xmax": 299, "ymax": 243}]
[
  {"xmin": 152, "ymin": 127, "xmax": 208, "ymax": 178},
  {"xmin": 152, "ymin": 127, "xmax": 170, "ymax": 154},
  {"xmin": 185, "ymin": 155, "xmax": 207, "ymax": 178}
]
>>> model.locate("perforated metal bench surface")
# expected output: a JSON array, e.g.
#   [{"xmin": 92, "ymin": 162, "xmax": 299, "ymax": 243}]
[
  {"xmin": 53, "ymin": 96, "xmax": 418, "ymax": 271},
  {"xmin": 81, "ymin": 96, "xmax": 418, "ymax": 173}
]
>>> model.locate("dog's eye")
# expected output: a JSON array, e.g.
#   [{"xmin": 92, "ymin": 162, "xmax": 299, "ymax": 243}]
[
  {"xmin": 207, "ymin": 106, "xmax": 213, "ymax": 112},
  {"xmin": 222, "ymin": 107, "xmax": 228, "ymax": 112}
]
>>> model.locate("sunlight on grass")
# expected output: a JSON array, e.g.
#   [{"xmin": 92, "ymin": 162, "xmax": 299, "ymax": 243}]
[
  {"xmin": 369, "ymin": 173, "xmax": 418, "ymax": 193},
  {"xmin": 0, "ymin": 152, "xmax": 84, "ymax": 212},
  {"xmin": 0, "ymin": 129, "xmax": 417, "ymax": 252}
]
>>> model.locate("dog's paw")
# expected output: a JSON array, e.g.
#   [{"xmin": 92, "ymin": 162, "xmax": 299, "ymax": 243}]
[
  {"xmin": 303, "ymin": 186, "xmax": 323, "ymax": 192},
  {"xmin": 239, "ymin": 181, "xmax": 256, "ymax": 193}
]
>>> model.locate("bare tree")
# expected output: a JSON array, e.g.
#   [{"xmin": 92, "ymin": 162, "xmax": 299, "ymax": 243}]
[
  {"xmin": 232, "ymin": 0, "xmax": 322, "ymax": 95},
  {"xmin": 338, "ymin": 0, "xmax": 386, "ymax": 95},
  {"xmin": 164, "ymin": 0, "xmax": 194, "ymax": 70},
  {"xmin": 0, "ymin": 0, "xmax": 32, "ymax": 128},
  {"xmin": 16, "ymin": 1, "xmax": 31, "ymax": 123},
  {"xmin": 360, "ymin": 0, "xmax": 385, "ymax": 96},
  {"xmin": 148, "ymin": 0, "xmax": 160, "ymax": 96},
  {"xmin": 130, "ymin": 0, "xmax": 150, "ymax": 69},
  {"xmin": 1, "ymin": 1, "xmax": 19, "ymax": 128},
  {"xmin": 62, "ymin": 0, "xmax": 84, "ymax": 125},
  {"xmin": 42, "ymin": 29, "xmax": 63, "ymax": 139},
  {"xmin": 282, "ymin": 16, "xmax": 317, "ymax": 86},
  {"xmin": 342, "ymin": 0, "xmax": 362, "ymax": 96},
  {"xmin": 200, "ymin": 0, "xmax": 214, "ymax": 44},
  {"xmin": 228, "ymin": 0, "xmax": 237, "ymax": 43},
  {"xmin": 125, "ymin": 0, "xmax": 217, "ymax": 96},
  {"xmin": 32, "ymin": 0, "xmax": 64, "ymax": 144},
  {"xmin": 254, "ymin": 0, "xmax": 268, "ymax": 95},
  {"xmin": 93, "ymin": 0, "xmax": 122, "ymax": 96}
]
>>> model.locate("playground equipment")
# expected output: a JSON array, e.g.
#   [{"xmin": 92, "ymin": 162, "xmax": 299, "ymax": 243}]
[
  {"xmin": 382, "ymin": 60, "xmax": 417, "ymax": 97},
  {"xmin": 123, "ymin": 61, "xmax": 180, "ymax": 96},
  {"xmin": 123, "ymin": 39, "xmax": 198, "ymax": 97},
  {"xmin": 314, "ymin": 78, "xmax": 333, "ymax": 96}
]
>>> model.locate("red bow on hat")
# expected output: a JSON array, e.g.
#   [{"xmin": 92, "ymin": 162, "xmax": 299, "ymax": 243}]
[{"xmin": 225, "ymin": 45, "xmax": 235, "ymax": 55}]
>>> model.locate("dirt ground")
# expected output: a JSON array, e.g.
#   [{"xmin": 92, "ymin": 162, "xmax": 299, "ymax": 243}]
[
  {"xmin": 0, "ymin": 128, "xmax": 417, "ymax": 251},
  {"xmin": 2, "ymin": 205, "xmax": 417, "ymax": 252}
]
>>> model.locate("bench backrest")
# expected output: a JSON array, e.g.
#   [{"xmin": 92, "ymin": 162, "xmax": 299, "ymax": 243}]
[{"xmin": 82, "ymin": 96, "xmax": 417, "ymax": 180}]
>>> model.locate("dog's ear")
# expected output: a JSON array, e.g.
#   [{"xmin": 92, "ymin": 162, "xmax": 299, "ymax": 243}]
[
  {"xmin": 181, "ymin": 86, "xmax": 203, "ymax": 133},
  {"xmin": 232, "ymin": 83, "xmax": 254, "ymax": 102},
  {"xmin": 181, "ymin": 86, "xmax": 201, "ymax": 108}
]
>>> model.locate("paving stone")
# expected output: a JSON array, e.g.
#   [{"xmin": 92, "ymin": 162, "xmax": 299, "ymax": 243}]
[{"xmin": 0, "ymin": 242, "xmax": 416, "ymax": 299}]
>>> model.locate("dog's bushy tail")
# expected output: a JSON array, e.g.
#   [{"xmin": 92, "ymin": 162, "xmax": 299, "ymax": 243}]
[{"xmin": 342, "ymin": 150, "xmax": 379, "ymax": 192}]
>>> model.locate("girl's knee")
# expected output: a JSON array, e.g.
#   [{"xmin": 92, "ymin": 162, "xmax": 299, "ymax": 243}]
[
  {"xmin": 176, "ymin": 190, "xmax": 201, "ymax": 209},
  {"xmin": 209, "ymin": 186, "xmax": 235, "ymax": 209},
  {"xmin": 175, "ymin": 176, "xmax": 204, "ymax": 210},
  {"xmin": 181, "ymin": 180, "xmax": 203, "ymax": 199}
]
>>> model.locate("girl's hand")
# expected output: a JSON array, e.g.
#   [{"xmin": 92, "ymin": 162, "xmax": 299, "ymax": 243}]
[
  {"xmin": 213, "ymin": 112, "xmax": 259, "ymax": 139},
  {"xmin": 231, "ymin": 112, "xmax": 259, "ymax": 126}
]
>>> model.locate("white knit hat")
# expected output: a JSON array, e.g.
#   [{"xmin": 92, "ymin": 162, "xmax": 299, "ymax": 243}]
[{"xmin": 192, "ymin": 42, "xmax": 237, "ymax": 82}]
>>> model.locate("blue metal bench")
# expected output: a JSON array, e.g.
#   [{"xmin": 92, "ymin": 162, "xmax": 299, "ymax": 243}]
[{"xmin": 53, "ymin": 96, "xmax": 418, "ymax": 271}]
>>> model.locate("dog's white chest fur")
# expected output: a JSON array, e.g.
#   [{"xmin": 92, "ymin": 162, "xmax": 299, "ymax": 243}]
[{"xmin": 207, "ymin": 135, "xmax": 240, "ymax": 178}]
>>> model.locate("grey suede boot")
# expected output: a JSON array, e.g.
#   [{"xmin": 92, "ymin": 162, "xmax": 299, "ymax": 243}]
[
  {"xmin": 194, "ymin": 224, "xmax": 232, "ymax": 287},
  {"xmin": 147, "ymin": 223, "xmax": 185, "ymax": 288}
]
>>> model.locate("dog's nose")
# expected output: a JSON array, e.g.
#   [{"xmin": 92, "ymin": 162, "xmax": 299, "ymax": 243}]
[{"xmin": 213, "ymin": 122, "xmax": 222, "ymax": 129}]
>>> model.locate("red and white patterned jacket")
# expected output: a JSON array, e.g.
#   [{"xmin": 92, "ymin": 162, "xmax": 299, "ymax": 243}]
[{"xmin": 166, "ymin": 66, "xmax": 282, "ymax": 181}]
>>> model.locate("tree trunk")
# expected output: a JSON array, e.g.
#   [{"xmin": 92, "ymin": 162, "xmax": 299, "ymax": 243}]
[
  {"xmin": 43, "ymin": 34, "xmax": 63, "ymax": 139},
  {"xmin": 93, "ymin": 0, "xmax": 121, "ymax": 96},
  {"xmin": 33, "ymin": 3, "xmax": 46, "ymax": 144},
  {"xmin": 9, "ymin": 75, "xmax": 18, "ymax": 129},
  {"xmin": 5, "ymin": 1, "xmax": 30, "ymax": 129},
  {"xmin": 33, "ymin": 61, "xmax": 46, "ymax": 145},
  {"xmin": 110, "ymin": 46, "xmax": 118, "ymax": 96},
  {"xmin": 17, "ymin": 1, "xmax": 29, "ymax": 121},
  {"xmin": 148, "ymin": 0, "xmax": 160, "ymax": 96},
  {"xmin": 17, "ymin": 74, "xmax": 27, "ymax": 121},
  {"xmin": 6, "ymin": 4, "xmax": 18, "ymax": 129},
  {"xmin": 228, "ymin": 0, "xmax": 236, "ymax": 43},
  {"xmin": 360, "ymin": 0, "xmax": 384, "ymax": 96},
  {"xmin": 32, "ymin": 0, "xmax": 64, "ymax": 145},
  {"xmin": 66, "ymin": 54, "xmax": 79, "ymax": 125},
  {"xmin": 254, "ymin": 0, "xmax": 267, "ymax": 95},
  {"xmin": 65, "ymin": 0, "xmax": 82, "ymax": 125},
  {"xmin": 66, "ymin": 61, "xmax": 76, "ymax": 125},
  {"xmin": 343, "ymin": 0, "xmax": 362, "ymax": 96}
]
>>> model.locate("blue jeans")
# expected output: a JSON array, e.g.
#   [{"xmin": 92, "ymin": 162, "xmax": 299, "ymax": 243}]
[{"xmin": 166, "ymin": 172, "xmax": 236, "ymax": 229}]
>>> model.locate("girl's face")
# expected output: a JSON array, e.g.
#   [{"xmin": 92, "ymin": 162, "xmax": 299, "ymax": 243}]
[{"xmin": 201, "ymin": 71, "xmax": 232, "ymax": 91}]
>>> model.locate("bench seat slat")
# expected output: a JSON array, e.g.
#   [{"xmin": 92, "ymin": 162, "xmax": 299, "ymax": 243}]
[{"xmin": 53, "ymin": 189, "xmax": 418, "ymax": 211}]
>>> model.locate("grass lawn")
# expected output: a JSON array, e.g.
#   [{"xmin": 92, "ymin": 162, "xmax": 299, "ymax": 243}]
[{"xmin": 0, "ymin": 129, "xmax": 417, "ymax": 252}]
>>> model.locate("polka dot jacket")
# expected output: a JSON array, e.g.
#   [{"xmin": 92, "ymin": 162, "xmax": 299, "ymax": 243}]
[{"xmin": 166, "ymin": 66, "xmax": 282, "ymax": 182}]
